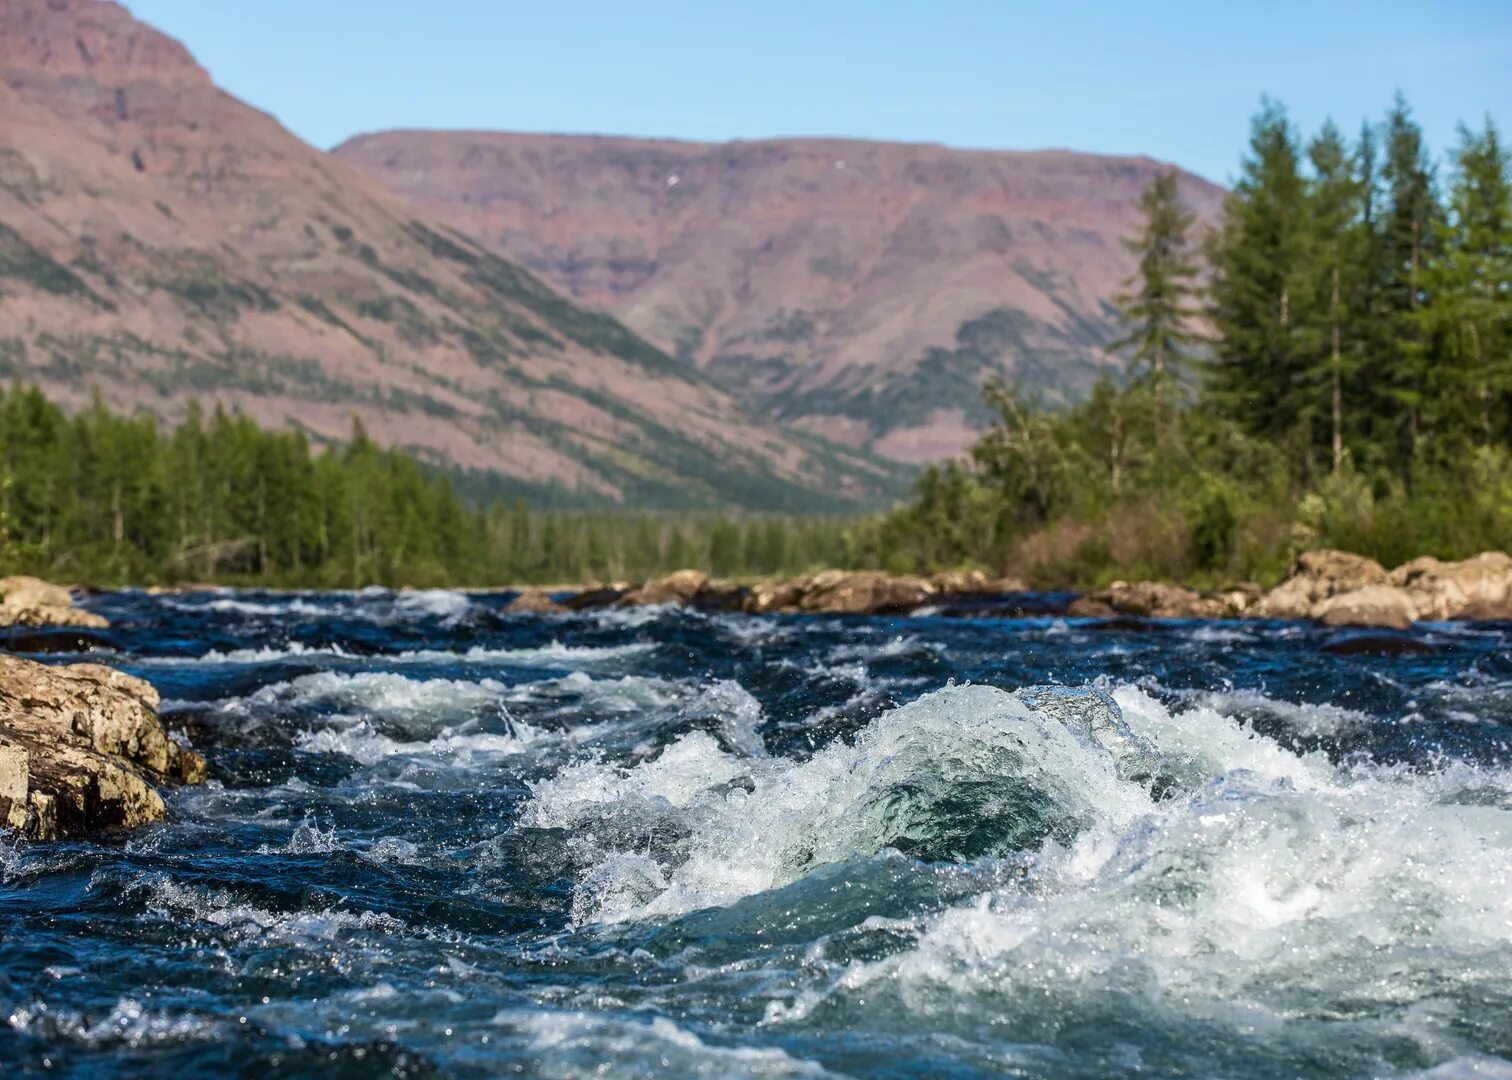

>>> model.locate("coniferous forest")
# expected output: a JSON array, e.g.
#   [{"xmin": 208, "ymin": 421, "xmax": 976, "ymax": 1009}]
[
  {"xmin": 0, "ymin": 386, "xmax": 854, "ymax": 587},
  {"xmin": 0, "ymin": 96, "xmax": 1506, "ymax": 590},
  {"xmin": 860, "ymin": 97, "xmax": 1512, "ymax": 584}
]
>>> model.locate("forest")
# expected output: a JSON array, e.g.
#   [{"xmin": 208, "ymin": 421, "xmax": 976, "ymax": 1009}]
[
  {"xmin": 0, "ymin": 387, "xmax": 854, "ymax": 587},
  {"xmin": 861, "ymin": 96, "xmax": 1512, "ymax": 585},
  {"xmin": 0, "ymin": 96, "xmax": 1506, "ymax": 590}
]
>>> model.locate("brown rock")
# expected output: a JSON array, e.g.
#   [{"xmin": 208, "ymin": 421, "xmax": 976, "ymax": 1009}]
[
  {"xmin": 1389, "ymin": 552, "xmax": 1512, "ymax": 621},
  {"xmin": 0, "ymin": 655, "xmax": 204, "ymax": 839},
  {"xmin": 0, "ymin": 576, "xmax": 109, "ymax": 629},
  {"xmin": 928, "ymin": 570, "xmax": 989, "ymax": 594},
  {"xmin": 1313, "ymin": 585, "xmax": 1416, "ymax": 631},
  {"xmin": 1088, "ymin": 581, "xmax": 1206, "ymax": 618},
  {"xmin": 1066, "ymin": 597, "xmax": 1117, "ymax": 618},
  {"xmin": 1250, "ymin": 550, "xmax": 1390, "ymax": 620},
  {"xmin": 745, "ymin": 578, "xmax": 809, "ymax": 614},
  {"xmin": 928, "ymin": 570, "xmax": 1028, "ymax": 595},
  {"xmin": 691, "ymin": 579, "xmax": 748, "ymax": 612},
  {"xmin": 798, "ymin": 570, "xmax": 935, "ymax": 615},
  {"xmin": 504, "ymin": 588, "xmax": 565, "ymax": 614},
  {"xmin": 617, "ymin": 569, "xmax": 709, "ymax": 607}
]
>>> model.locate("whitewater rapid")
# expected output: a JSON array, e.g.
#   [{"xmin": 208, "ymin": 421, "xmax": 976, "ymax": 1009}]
[{"xmin": 2, "ymin": 590, "xmax": 1510, "ymax": 1077}]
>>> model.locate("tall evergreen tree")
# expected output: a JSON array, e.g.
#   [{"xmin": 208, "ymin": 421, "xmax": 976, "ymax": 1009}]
[
  {"xmin": 1302, "ymin": 120, "xmax": 1366, "ymax": 473},
  {"xmin": 1426, "ymin": 118, "xmax": 1512, "ymax": 446},
  {"xmin": 1109, "ymin": 169, "xmax": 1202, "ymax": 397},
  {"xmin": 1378, "ymin": 94, "xmax": 1446, "ymax": 465},
  {"xmin": 1207, "ymin": 99, "xmax": 1313, "ymax": 446}
]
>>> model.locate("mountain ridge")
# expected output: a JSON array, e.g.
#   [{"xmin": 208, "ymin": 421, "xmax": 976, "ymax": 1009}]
[
  {"xmin": 0, "ymin": 0, "xmax": 897, "ymax": 509},
  {"xmin": 337, "ymin": 130, "xmax": 1227, "ymax": 461}
]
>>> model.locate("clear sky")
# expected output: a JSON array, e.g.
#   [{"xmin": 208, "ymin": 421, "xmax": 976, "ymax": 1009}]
[{"xmin": 126, "ymin": 0, "xmax": 1509, "ymax": 183}]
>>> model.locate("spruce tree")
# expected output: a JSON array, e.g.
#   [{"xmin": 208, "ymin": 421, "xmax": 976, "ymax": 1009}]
[
  {"xmin": 1207, "ymin": 99, "xmax": 1313, "ymax": 445},
  {"xmin": 1428, "ymin": 118, "xmax": 1512, "ymax": 446},
  {"xmin": 1302, "ymin": 120, "xmax": 1366, "ymax": 473},
  {"xmin": 1378, "ymin": 94, "xmax": 1445, "ymax": 465},
  {"xmin": 1109, "ymin": 169, "xmax": 1202, "ymax": 397}
]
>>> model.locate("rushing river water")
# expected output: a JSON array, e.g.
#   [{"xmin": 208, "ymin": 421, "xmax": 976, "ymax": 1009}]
[{"xmin": 2, "ymin": 590, "xmax": 1511, "ymax": 1078}]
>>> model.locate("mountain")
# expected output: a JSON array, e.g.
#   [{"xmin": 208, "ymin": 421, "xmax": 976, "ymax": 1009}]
[
  {"xmin": 0, "ymin": 0, "xmax": 898, "ymax": 510},
  {"xmin": 336, "ymin": 133, "xmax": 1226, "ymax": 462}
]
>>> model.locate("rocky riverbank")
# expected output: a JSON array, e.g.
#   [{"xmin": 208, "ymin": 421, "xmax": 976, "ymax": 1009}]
[{"xmin": 507, "ymin": 550, "xmax": 1512, "ymax": 629}]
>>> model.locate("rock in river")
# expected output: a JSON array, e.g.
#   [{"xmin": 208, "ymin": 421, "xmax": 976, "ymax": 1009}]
[
  {"xmin": 0, "ymin": 575, "xmax": 109, "ymax": 629},
  {"xmin": 0, "ymin": 655, "xmax": 204, "ymax": 839}
]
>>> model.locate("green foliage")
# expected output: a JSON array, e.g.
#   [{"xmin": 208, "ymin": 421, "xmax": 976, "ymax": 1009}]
[
  {"xmin": 0, "ymin": 383, "xmax": 864, "ymax": 587},
  {"xmin": 0, "ymin": 224, "xmax": 93, "ymax": 299},
  {"xmin": 877, "ymin": 96, "xmax": 1512, "ymax": 587},
  {"xmin": 1108, "ymin": 168, "xmax": 1202, "ymax": 393}
]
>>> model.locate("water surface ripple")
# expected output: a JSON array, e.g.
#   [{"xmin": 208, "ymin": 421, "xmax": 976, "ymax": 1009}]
[{"xmin": 3, "ymin": 589, "xmax": 1511, "ymax": 1078}]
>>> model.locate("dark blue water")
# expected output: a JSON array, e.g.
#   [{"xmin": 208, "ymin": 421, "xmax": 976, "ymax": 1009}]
[{"xmin": 3, "ymin": 589, "xmax": 1511, "ymax": 1078}]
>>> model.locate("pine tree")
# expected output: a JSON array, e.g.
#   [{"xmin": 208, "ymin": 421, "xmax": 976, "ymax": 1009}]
[
  {"xmin": 1109, "ymin": 169, "xmax": 1202, "ymax": 398},
  {"xmin": 1378, "ymin": 94, "xmax": 1446, "ymax": 466},
  {"xmin": 1427, "ymin": 118, "xmax": 1512, "ymax": 446},
  {"xmin": 1207, "ymin": 99, "xmax": 1313, "ymax": 445},
  {"xmin": 1302, "ymin": 120, "xmax": 1366, "ymax": 473}
]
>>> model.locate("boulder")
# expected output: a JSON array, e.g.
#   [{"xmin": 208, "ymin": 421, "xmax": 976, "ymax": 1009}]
[
  {"xmin": 689, "ymin": 579, "xmax": 748, "ymax": 612},
  {"xmin": 1250, "ymin": 550, "xmax": 1390, "ymax": 620},
  {"xmin": 1389, "ymin": 552, "xmax": 1512, "ymax": 621},
  {"xmin": 616, "ymin": 569, "xmax": 708, "ymax": 607},
  {"xmin": 928, "ymin": 569, "xmax": 1028, "ymax": 595},
  {"xmin": 504, "ymin": 588, "xmax": 565, "ymax": 614},
  {"xmin": 560, "ymin": 583, "xmax": 632, "ymax": 610},
  {"xmin": 0, "ymin": 655, "xmax": 205, "ymax": 839},
  {"xmin": 1086, "ymin": 581, "xmax": 1207, "ymax": 618},
  {"xmin": 745, "ymin": 577, "xmax": 808, "ymax": 614},
  {"xmin": 797, "ymin": 570, "xmax": 935, "ymax": 615},
  {"xmin": 0, "ymin": 576, "xmax": 109, "ymax": 629},
  {"xmin": 1313, "ymin": 585, "xmax": 1416, "ymax": 631},
  {"xmin": 1066, "ymin": 597, "xmax": 1117, "ymax": 618}
]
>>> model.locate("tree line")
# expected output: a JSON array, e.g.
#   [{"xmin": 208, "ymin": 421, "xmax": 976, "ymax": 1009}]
[
  {"xmin": 865, "ymin": 96, "xmax": 1512, "ymax": 584},
  {"xmin": 0, "ymin": 386, "xmax": 856, "ymax": 587}
]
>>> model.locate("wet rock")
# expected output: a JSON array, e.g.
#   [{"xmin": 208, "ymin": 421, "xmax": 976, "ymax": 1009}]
[
  {"xmin": 0, "ymin": 576, "xmax": 109, "ymax": 629},
  {"xmin": 1389, "ymin": 552, "xmax": 1512, "ymax": 621},
  {"xmin": 616, "ymin": 569, "xmax": 708, "ymax": 607},
  {"xmin": 1320, "ymin": 632, "xmax": 1435, "ymax": 657},
  {"xmin": 1066, "ymin": 597, "xmax": 1117, "ymax": 618},
  {"xmin": 689, "ymin": 579, "xmax": 748, "ymax": 612},
  {"xmin": 1313, "ymin": 585, "xmax": 1416, "ymax": 630},
  {"xmin": 1251, "ymin": 550, "xmax": 1390, "ymax": 620},
  {"xmin": 798, "ymin": 570, "xmax": 936, "ymax": 615},
  {"xmin": 560, "ymin": 585, "xmax": 630, "ymax": 610},
  {"xmin": 504, "ymin": 588, "xmax": 565, "ymax": 614},
  {"xmin": 0, "ymin": 655, "xmax": 205, "ymax": 838}
]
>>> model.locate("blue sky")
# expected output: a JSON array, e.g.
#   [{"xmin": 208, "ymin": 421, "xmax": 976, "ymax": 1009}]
[{"xmin": 128, "ymin": 0, "xmax": 1509, "ymax": 183}]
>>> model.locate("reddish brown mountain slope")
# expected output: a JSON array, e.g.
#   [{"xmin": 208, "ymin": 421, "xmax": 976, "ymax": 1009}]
[
  {"xmin": 336, "ymin": 133, "xmax": 1226, "ymax": 462},
  {"xmin": 0, "ymin": 0, "xmax": 896, "ymax": 508}
]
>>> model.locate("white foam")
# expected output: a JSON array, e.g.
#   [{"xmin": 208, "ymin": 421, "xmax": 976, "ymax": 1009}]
[
  {"xmin": 757, "ymin": 689, "xmax": 1512, "ymax": 1073},
  {"xmin": 495, "ymin": 1009, "xmax": 835, "ymax": 1077},
  {"xmin": 393, "ymin": 588, "xmax": 472, "ymax": 622},
  {"xmin": 154, "ymin": 639, "xmax": 654, "ymax": 669},
  {"xmin": 297, "ymin": 720, "xmax": 539, "ymax": 766},
  {"xmin": 130, "ymin": 875, "xmax": 409, "ymax": 943},
  {"xmin": 524, "ymin": 684, "xmax": 1153, "ymax": 924}
]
